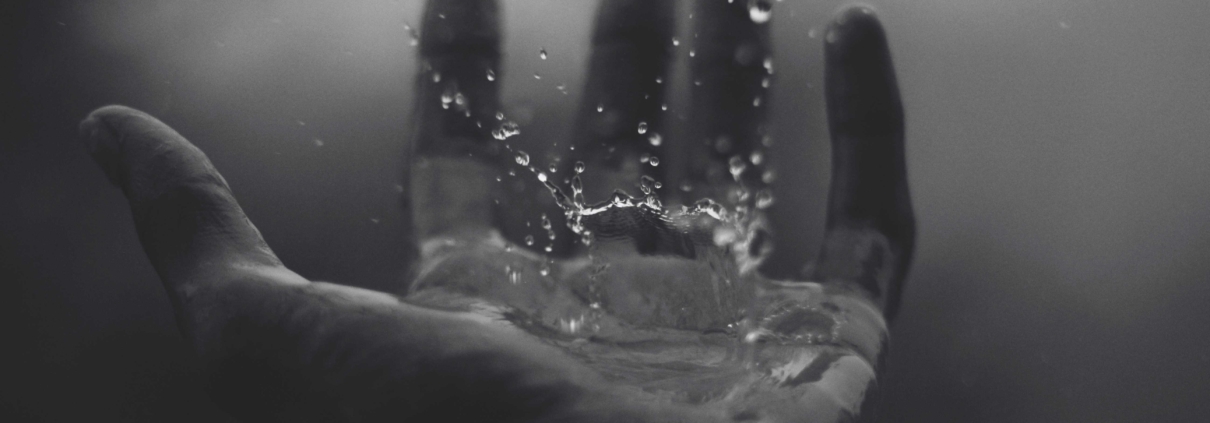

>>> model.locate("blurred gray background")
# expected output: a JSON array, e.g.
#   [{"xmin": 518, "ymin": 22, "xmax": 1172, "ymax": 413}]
[{"xmin": 5, "ymin": 0, "xmax": 1209, "ymax": 421}]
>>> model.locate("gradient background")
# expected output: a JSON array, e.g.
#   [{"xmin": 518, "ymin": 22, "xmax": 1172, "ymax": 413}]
[{"xmin": 5, "ymin": 1, "xmax": 1209, "ymax": 421}]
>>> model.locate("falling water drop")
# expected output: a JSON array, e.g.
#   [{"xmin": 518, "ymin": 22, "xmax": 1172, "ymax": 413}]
[
  {"xmin": 515, "ymin": 151, "xmax": 530, "ymax": 166},
  {"xmin": 525, "ymin": 235, "xmax": 535, "ymax": 246},
  {"xmin": 495, "ymin": 111, "xmax": 504, "ymax": 120},
  {"xmin": 729, "ymin": 156, "xmax": 747, "ymax": 180},
  {"xmin": 597, "ymin": 103, "xmax": 604, "ymax": 113},
  {"xmin": 486, "ymin": 69, "xmax": 496, "ymax": 81},
  {"xmin": 755, "ymin": 189, "xmax": 775, "ymax": 209},
  {"xmin": 648, "ymin": 133, "xmax": 662, "ymax": 146},
  {"xmin": 648, "ymin": 156, "xmax": 660, "ymax": 167},
  {"xmin": 574, "ymin": 161, "xmax": 585, "ymax": 174},
  {"xmin": 539, "ymin": 48, "xmax": 548, "ymax": 60},
  {"xmin": 672, "ymin": 37, "xmax": 680, "ymax": 46},
  {"xmin": 639, "ymin": 175, "xmax": 656, "ymax": 195},
  {"xmin": 748, "ymin": 0, "xmax": 773, "ymax": 24},
  {"xmin": 637, "ymin": 121, "xmax": 648, "ymax": 134}
]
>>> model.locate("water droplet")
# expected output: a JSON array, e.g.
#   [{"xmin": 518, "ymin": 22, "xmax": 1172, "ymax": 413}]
[
  {"xmin": 432, "ymin": 72, "xmax": 441, "ymax": 82},
  {"xmin": 761, "ymin": 77, "xmax": 770, "ymax": 88},
  {"xmin": 654, "ymin": 181, "xmax": 663, "ymax": 189},
  {"xmin": 548, "ymin": 162, "xmax": 558, "ymax": 173},
  {"xmin": 515, "ymin": 151, "xmax": 530, "ymax": 166},
  {"xmin": 556, "ymin": 84, "xmax": 568, "ymax": 94},
  {"xmin": 762, "ymin": 169, "xmax": 776, "ymax": 183},
  {"xmin": 640, "ymin": 175, "xmax": 656, "ymax": 195},
  {"xmin": 495, "ymin": 111, "xmax": 504, "ymax": 120},
  {"xmin": 637, "ymin": 121, "xmax": 648, "ymax": 134},
  {"xmin": 596, "ymin": 103, "xmax": 604, "ymax": 113},
  {"xmin": 750, "ymin": 151, "xmax": 764, "ymax": 165},
  {"xmin": 808, "ymin": 27, "xmax": 818, "ymax": 38},
  {"xmin": 648, "ymin": 156, "xmax": 660, "ymax": 167},
  {"xmin": 655, "ymin": 77, "xmax": 663, "ymax": 84},
  {"xmin": 660, "ymin": 104, "xmax": 668, "ymax": 111},
  {"xmin": 525, "ymin": 235, "xmax": 535, "ymax": 246},
  {"xmin": 537, "ymin": 172, "xmax": 548, "ymax": 182},
  {"xmin": 763, "ymin": 57, "xmax": 774, "ymax": 74},
  {"xmin": 493, "ymin": 121, "xmax": 521, "ymax": 140},
  {"xmin": 539, "ymin": 264, "xmax": 550, "ymax": 276},
  {"xmin": 694, "ymin": 79, "xmax": 703, "ymax": 86},
  {"xmin": 755, "ymin": 189, "xmax": 775, "ymax": 209},
  {"xmin": 748, "ymin": 0, "xmax": 773, "ymax": 24},
  {"xmin": 753, "ymin": 96, "xmax": 762, "ymax": 107},
  {"xmin": 640, "ymin": 153, "xmax": 650, "ymax": 164},
  {"xmin": 574, "ymin": 161, "xmax": 585, "ymax": 174},
  {"xmin": 672, "ymin": 37, "xmax": 680, "ymax": 46},
  {"xmin": 486, "ymin": 69, "xmax": 496, "ymax": 81},
  {"xmin": 533, "ymin": 73, "xmax": 542, "ymax": 80},
  {"xmin": 729, "ymin": 156, "xmax": 747, "ymax": 180},
  {"xmin": 313, "ymin": 138, "xmax": 324, "ymax": 147},
  {"xmin": 648, "ymin": 133, "xmax": 662, "ymax": 146},
  {"xmin": 539, "ymin": 48, "xmax": 548, "ymax": 60},
  {"xmin": 714, "ymin": 136, "xmax": 733, "ymax": 153},
  {"xmin": 689, "ymin": 49, "xmax": 696, "ymax": 57}
]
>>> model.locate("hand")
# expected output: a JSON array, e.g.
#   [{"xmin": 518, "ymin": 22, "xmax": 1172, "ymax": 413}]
[{"xmin": 79, "ymin": 1, "xmax": 913, "ymax": 422}]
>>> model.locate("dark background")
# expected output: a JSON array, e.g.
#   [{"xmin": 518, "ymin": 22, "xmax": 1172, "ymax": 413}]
[{"xmin": 5, "ymin": 1, "xmax": 1210, "ymax": 421}]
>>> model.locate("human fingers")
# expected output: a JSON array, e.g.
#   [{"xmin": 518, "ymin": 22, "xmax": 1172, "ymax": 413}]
[
  {"xmin": 78, "ymin": 105, "xmax": 295, "ymax": 321},
  {"xmin": 809, "ymin": 5, "xmax": 915, "ymax": 322},
  {"xmin": 681, "ymin": 0, "xmax": 773, "ymax": 206},
  {"xmin": 408, "ymin": 0, "xmax": 504, "ymax": 244},
  {"xmin": 565, "ymin": 0, "xmax": 675, "ymax": 202}
]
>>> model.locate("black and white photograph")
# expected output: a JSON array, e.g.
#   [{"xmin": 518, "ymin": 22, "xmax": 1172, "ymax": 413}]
[{"xmin": 5, "ymin": 1, "xmax": 1209, "ymax": 421}]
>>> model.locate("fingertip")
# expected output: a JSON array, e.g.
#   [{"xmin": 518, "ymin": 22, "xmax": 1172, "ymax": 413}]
[
  {"xmin": 825, "ymin": 5, "xmax": 886, "ymax": 53},
  {"xmin": 79, "ymin": 105, "xmax": 137, "ymax": 186}
]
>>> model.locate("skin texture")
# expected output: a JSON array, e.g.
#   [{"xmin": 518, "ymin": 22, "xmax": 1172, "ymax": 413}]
[{"xmin": 78, "ymin": 2, "xmax": 913, "ymax": 422}]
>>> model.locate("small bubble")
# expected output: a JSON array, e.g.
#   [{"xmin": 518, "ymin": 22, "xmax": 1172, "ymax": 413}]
[
  {"xmin": 648, "ymin": 133, "xmax": 662, "ymax": 146},
  {"xmin": 548, "ymin": 162, "xmax": 557, "ymax": 173},
  {"xmin": 637, "ymin": 121, "xmax": 648, "ymax": 134},
  {"xmin": 486, "ymin": 69, "xmax": 496, "ymax": 81},
  {"xmin": 525, "ymin": 235, "xmax": 535, "ymax": 246},
  {"xmin": 648, "ymin": 156, "xmax": 659, "ymax": 167},
  {"xmin": 748, "ymin": 0, "xmax": 773, "ymax": 24},
  {"xmin": 574, "ymin": 161, "xmax": 585, "ymax": 174},
  {"xmin": 515, "ymin": 151, "xmax": 530, "ymax": 166},
  {"xmin": 539, "ymin": 48, "xmax": 548, "ymax": 60},
  {"xmin": 660, "ymin": 104, "xmax": 668, "ymax": 111}
]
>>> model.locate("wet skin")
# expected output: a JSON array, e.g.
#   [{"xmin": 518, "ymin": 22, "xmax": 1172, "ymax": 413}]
[{"xmin": 78, "ymin": 1, "xmax": 913, "ymax": 422}]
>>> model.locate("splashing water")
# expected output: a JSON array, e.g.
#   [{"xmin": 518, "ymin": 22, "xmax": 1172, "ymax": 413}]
[{"xmin": 410, "ymin": 146, "xmax": 884, "ymax": 421}]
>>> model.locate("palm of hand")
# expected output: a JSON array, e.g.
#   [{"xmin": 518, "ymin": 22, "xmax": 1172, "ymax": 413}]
[{"xmin": 78, "ymin": 2, "xmax": 912, "ymax": 422}]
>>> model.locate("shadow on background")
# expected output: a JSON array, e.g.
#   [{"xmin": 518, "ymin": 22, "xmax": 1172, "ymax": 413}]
[{"xmin": 4, "ymin": 1, "xmax": 1209, "ymax": 422}]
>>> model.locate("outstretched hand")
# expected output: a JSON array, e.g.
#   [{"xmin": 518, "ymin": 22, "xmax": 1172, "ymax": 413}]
[{"xmin": 79, "ymin": 2, "xmax": 913, "ymax": 422}]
